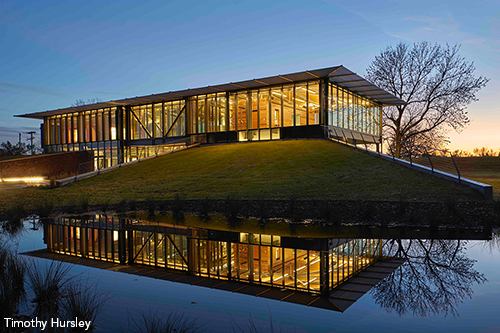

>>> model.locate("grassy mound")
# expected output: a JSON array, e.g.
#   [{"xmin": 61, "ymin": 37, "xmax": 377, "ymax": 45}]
[
  {"xmin": 454, "ymin": 157, "xmax": 500, "ymax": 200},
  {"xmin": 0, "ymin": 140, "xmax": 485, "ymax": 213}
]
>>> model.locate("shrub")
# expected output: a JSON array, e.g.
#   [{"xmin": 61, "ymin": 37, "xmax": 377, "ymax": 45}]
[
  {"xmin": 35, "ymin": 201, "xmax": 53, "ymax": 218},
  {"xmin": 197, "ymin": 197, "xmax": 211, "ymax": 222},
  {"xmin": 444, "ymin": 197, "xmax": 458, "ymax": 216},
  {"xmin": 128, "ymin": 200, "xmax": 138, "ymax": 211},
  {"xmin": 225, "ymin": 196, "xmax": 241, "ymax": 228},
  {"xmin": 172, "ymin": 194, "xmax": 186, "ymax": 222},
  {"xmin": 27, "ymin": 260, "xmax": 72, "ymax": 319},
  {"xmin": 115, "ymin": 199, "xmax": 129, "ymax": 213},
  {"xmin": 397, "ymin": 196, "xmax": 408, "ymax": 216},
  {"xmin": 80, "ymin": 196, "xmax": 90, "ymax": 212},
  {"xmin": 100, "ymin": 200, "xmax": 110, "ymax": 213},
  {"xmin": 145, "ymin": 197, "xmax": 157, "ymax": 219},
  {"xmin": 493, "ymin": 200, "xmax": 500, "ymax": 215},
  {"xmin": 127, "ymin": 312, "xmax": 204, "ymax": 333},
  {"xmin": 0, "ymin": 244, "xmax": 27, "ymax": 319},
  {"xmin": 363, "ymin": 202, "xmax": 375, "ymax": 221},
  {"xmin": 49, "ymin": 176, "xmax": 56, "ymax": 188},
  {"xmin": 62, "ymin": 279, "xmax": 109, "ymax": 332}
]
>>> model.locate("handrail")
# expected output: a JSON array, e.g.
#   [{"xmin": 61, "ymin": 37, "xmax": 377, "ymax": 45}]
[
  {"xmin": 322, "ymin": 125, "xmax": 461, "ymax": 181},
  {"xmin": 450, "ymin": 154, "xmax": 461, "ymax": 180},
  {"xmin": 73, "ymin": 137, "xmax": 190, "ymax": 181},
  {"xmin": 384, "ymin": 138, "xmax": 461, "ymax": 181},
  {"xmin": 424, "ymin": 146, "xmax": 434, "ymax": 172}
]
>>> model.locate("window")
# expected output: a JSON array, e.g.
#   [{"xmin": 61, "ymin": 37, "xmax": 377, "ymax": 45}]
[
  {"xmin": 308, "ymin": 82, "xmax": 320, "ymax": 125},
  {"xmin": 295, "ymin": 84, "xmax": 307, "ymax": 126},
  {"xmin": 217, "ymin": 93, "xmax": 226, "ymax": 132},
  {"xmin": 270, "ymin": 87, "xmax": 281, "ymax": 128},
  {"xmin": 259, "ymin": 90, "xmax": 269, "ymax": 130},
  {"xmin": 283, "ymin": 85, "xmax": 293, "ymax": 127},
  {"xmin": 237, "ymin": 93, "xmax": 247, "ymax": 131}
]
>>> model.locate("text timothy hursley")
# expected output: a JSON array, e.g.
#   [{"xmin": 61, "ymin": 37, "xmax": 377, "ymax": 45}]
[{"xmin": 4, "ymin": 317, "xmax": 92, "ymax": 331}]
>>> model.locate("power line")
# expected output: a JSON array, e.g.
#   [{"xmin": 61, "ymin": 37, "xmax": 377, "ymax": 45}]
[{"xmin": 27, "ymin": 131, "xmax": 36, "ymax": 155}]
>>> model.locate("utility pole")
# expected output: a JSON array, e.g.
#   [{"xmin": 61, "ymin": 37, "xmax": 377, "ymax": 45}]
[{"xmin": 27, "ymin": 131, "xmax": 36, "ymax": 155}]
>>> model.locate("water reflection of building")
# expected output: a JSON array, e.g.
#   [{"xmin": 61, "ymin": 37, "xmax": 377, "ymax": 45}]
[{"xmin": 42, "ymin": 214, "xmax": 402, "ymax": 311}]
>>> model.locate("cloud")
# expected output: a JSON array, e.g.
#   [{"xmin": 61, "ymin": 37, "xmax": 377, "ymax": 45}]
[
  {"xmin": 0, "ymin": 81, "xmax": 67, "ymax": 97},
  {"xmin": 391, "ymin": 13, "xmax": 500, "ymax": 56},
  {"xmin": 0, "ymin": 125, "xmax": 39, "ymax": 134},
  {"xmin": 402, "ymin": 13, "xmax": 460, "ymax": 37},
  {"xmin": 463, "ymin": 38, "xmax": 488, "ymax": 45},
  {"xmin": 0, "ymin": 125, "xmax": 41, "ymax": 144},
  {"xmin": 92, "ymin": 90, "xmax": 128, "ymax": 97}
]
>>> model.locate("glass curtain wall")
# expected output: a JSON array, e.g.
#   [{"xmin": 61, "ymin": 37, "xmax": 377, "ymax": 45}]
[
  {"xmin": 129, "ymin": 101, "xmax": 186, "ymax": 140},
  {"xmin": 47, "ymin": 215, "xmax": 122, "ymax": 263},
  {"xmin": 329, "ymin": 239, "xmax": 381, "ymax": 289},
  {"xmin": 133, "ymin": 229, "xmax": 189, "ymax": 271},
  {"xmin": 44, "ymin": 107, "xmax": 121, "ymax": 168},
  {"xmin": 187, "ymin": 94, "xmax": 226, "ymax": 135},
  {"xmin": 193, "ymin": 80, "xmax": 320, "ymax": 141},
  {"xmin": 124, "ymin": 144, "xmax": 184, "ymax": 162},
  {"xmin": 45, "ymin": 100, "xmax": 188, "ymax": 167},
  {"xmin": 328, "ymin": 82, "xmax": 382, "ymax": 136},
  {"xmin": 43, "ymin": 79, "xmax": 383, "ymax": 169},
  {"xmin": 46, "ymin": 216, "xmax": 382, "ymax": 295},
  {"xmin": 164, "ymin": 100, "xmax": 186, "ymax": 137}
]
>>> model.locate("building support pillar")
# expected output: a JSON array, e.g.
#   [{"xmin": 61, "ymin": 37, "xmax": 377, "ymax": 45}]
[
  {"xmin": 127, "ymin": 227, "xmax": 134, "ymax": 265},
  {"xmin": 187, "ymin": 237, "xmax": 196, "ymax": 275},
  {"xmin": 117, "ymin": 218, "xmax": 126, "ymax": 265},
  {"xmin": 320, "ymin": 249, "xmax": 330, "ymax": 297},
  {"xmin": 322, "ymin": 77, "xmax": 329, "ymax": 128}
]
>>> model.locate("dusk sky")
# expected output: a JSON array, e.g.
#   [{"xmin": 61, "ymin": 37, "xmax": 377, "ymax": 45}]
[{"xmin": 1, "ymin": 0, "xmax": 498, "ymax": 151}]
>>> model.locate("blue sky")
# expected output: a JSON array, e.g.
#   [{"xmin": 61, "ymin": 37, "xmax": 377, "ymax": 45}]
[{"xmin": 1, "ymin": 0, "xmax": 498, "ymax": 150}]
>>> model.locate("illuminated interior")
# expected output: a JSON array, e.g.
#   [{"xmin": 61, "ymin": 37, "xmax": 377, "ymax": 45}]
[
  {"xmin": 45, "ymin": 215, "xmax": 382, "ymax": 294},
  {"xmin": 16, "ymin": 66, "xmax": 403, "ymax": 171}
]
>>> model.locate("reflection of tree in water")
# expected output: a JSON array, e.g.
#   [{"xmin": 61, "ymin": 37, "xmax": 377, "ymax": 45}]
[
  {"xmin": 481, "ymin": 229, "xmax": 500, "ymax": 254},
  {"xmin": 371, "ymin": 239, "xmax": 486, "ymax": 317}
]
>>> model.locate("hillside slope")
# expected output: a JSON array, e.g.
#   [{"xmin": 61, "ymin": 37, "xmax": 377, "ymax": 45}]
[{"xmin": 0, "ymin": 140, "xmax": 485, "ymax": 212}]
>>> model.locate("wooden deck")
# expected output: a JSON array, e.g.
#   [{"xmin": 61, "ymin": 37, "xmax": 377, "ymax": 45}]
[{"xmin": 22, "ymin": 249, "xmax": 405, "ymax": 312}]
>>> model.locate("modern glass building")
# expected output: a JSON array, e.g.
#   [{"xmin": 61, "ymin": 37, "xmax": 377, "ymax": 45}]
[
  {"xmin": 16, "ymin": 66, "xmax": 404, "ymax": 168},
  {"xmin": 45, "ymin": 214, "xmax": 383, "ymax": 296}
]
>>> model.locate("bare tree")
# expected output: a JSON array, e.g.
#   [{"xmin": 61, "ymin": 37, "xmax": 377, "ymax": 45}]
[
  {"xmin": 371, "ymin": 239, "xmax": 486, "ymax": 317},
  {"xmin": 71, "ymin": 98, "xmax": 102, "ymax": 107},
  {"xmin": 366, "ymin": 42, "xmax": 489, "ymax": 157}
]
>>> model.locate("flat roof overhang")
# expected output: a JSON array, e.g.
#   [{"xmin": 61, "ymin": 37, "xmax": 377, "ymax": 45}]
[
  {"xmin": 25, "ymin": 248, "xmax": 405, "ymax": 313},
  {"xmin": 15, "ymin": 66, "xmax": 406, "ymax": 120}
]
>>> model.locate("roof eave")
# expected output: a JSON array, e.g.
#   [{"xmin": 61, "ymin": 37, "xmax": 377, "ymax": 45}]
[{"xmin": 16, "ymin": 65, "xmax": 405, "ymax": 119}]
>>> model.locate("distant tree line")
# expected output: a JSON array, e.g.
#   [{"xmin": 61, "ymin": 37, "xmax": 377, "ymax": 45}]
[
  {"xmin": 0, "ymin": 141, "xmax": 28, "ymax": 156},
  {"xmin": 0, "ymin": 140, "xmax": 43, "ymax": 157},
  {"xmin": 452, "ymin": 147, "xmax": 500, "ymax": 157}
]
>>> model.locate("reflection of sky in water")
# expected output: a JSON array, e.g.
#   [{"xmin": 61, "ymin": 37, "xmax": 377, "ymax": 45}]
[{"xmin": 7, "ymin": 222, "xmax": 500, "ymax": 333}]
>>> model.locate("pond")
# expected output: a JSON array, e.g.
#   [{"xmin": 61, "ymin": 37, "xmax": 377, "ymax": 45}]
[{"xmin": 4, "ymin": 215, "xmax": 500, "ymax": 333}]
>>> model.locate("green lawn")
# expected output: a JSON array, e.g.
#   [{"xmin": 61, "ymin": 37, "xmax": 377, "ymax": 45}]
[
  {"xmin": 0, "ymin": 140, "xmax": 486, "ymax": 213},
  {"xmin": 453, "ymin": 156, "xmax": 500, "ymax": 200}
]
